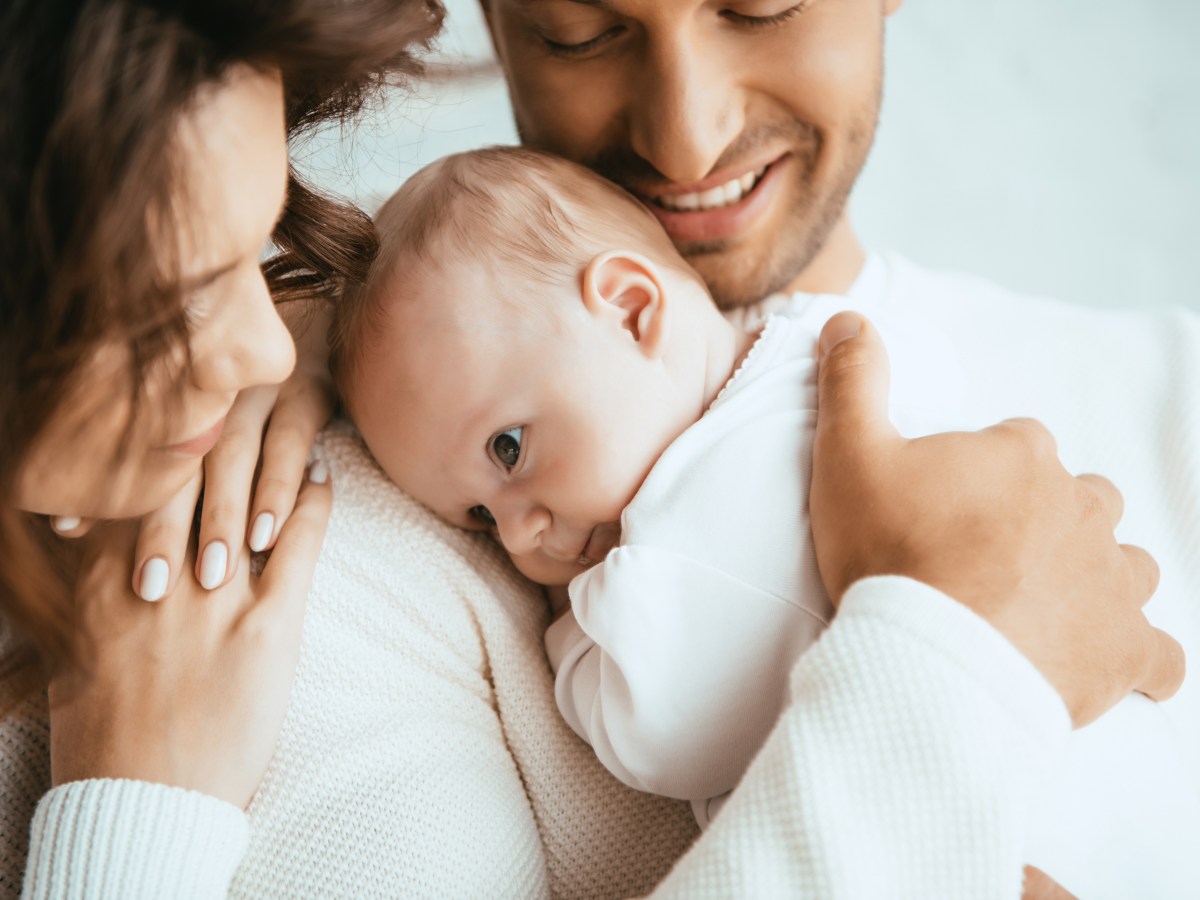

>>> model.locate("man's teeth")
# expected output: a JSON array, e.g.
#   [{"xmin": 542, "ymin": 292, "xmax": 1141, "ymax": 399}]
[{"xmin": 656, "ymin": 167, "xmax": 766, "ymax": 212}]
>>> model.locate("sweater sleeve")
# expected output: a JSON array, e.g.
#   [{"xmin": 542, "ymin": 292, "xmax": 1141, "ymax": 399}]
[
  {"xmin": 650, "ymin": 575, "xmax": 1071, "ymax": 899},
  {"xmin": 547, "ymin": 544, "xmax": 827, "ymax": 802},
  {"xmin": 23, "ymin": 779, "xmax": 248, "ymax": 899}
]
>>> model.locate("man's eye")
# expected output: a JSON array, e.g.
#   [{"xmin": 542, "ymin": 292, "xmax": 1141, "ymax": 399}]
[
  {"xmin": 469, "ymin": 505, "xmax": 496, "ymax": 527},
  {"xmin": 490, "ymin": 426, "xmax": 524, "ymax": 470},
  {"xmin": 541, "ymin": 26, "xmax": 623, "ymax": 57},
  {"xmin": 722, "ymin": 0, "xmax": 812, "ymax": 28}
]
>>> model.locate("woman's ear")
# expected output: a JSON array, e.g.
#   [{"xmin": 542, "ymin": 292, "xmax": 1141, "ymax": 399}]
[{"xmin": 580, "ymin": 250, "xmax": 669, "ymax": 359}]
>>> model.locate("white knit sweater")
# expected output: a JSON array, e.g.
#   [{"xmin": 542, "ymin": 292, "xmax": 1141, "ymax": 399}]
[{"xmin": 3, "ymin": 254, "xmax": 1197, "ymax": 898}]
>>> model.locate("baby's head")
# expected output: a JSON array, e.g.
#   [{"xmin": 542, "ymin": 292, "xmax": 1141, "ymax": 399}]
[{"xmin": 334, "ymin": 147, "xmax": 735, "ymax": 585}]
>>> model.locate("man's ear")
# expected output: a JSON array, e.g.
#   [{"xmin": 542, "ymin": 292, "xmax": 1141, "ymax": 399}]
[
  {"xmin": 884, "ymin": 0, "xmax": 904, "ymax": 16},
  {"xmin": 580, "ymin": 250, "xmax": 669, "ymax": 359}
]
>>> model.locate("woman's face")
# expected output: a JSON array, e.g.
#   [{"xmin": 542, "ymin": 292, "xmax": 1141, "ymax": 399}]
[{"xmin": 14, "ymin": 66, "xmax": 296, "ymax": 520}]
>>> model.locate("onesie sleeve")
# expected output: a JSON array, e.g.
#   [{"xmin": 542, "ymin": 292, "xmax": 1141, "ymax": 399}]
[
  {"xmin": 23, "ymin": 779, "xmax": 248, "ymax": 899},
  {"xmin": 650, "ymin": 575, "xmax": 1071, "ymax": 898},
  {"xmin": 546, "ymin": 544, "xmax": 827, "ymax": 802}
]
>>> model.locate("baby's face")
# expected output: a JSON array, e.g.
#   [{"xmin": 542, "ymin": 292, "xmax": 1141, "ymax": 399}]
[{"xmin": 353, "ymin": 259, "xmax": 701, "ymax": 586}]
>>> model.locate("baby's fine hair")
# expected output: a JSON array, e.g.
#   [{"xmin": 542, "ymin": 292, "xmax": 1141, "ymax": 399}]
[{"xmin": 330, "ymin": 146, "xmax": 687, "ymax": 392}]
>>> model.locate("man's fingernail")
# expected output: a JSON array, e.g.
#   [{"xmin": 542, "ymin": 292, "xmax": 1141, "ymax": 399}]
[
  {"xmin": 139, "ymin": 557, "xmax": 169, "ymax": 602},
  {"xmin": 309, "ymin": 459, "xmax": 329, "ymax": 485},
  {"xmin": 249, "ymin": 512, "xmax": 275, "ymax": 552},
  {"xmin": 199, "ymin": 541, "xmax": 229, "ymax": 590},
  {"xmin": 819, "ymin": 315, "xmax": 863, "ymax": 358},
  {"xmin": 51, "ymin": 516, "xmax": 81, "ymax": 533}
]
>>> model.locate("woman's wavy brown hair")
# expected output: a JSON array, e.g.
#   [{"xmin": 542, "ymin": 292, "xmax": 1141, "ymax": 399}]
[{"xmin": 0, "ymin": 0, "xmax": 442, "ymax": 682}]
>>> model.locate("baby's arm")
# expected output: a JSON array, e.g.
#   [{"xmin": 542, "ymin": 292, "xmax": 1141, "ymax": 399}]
[{"xmin": 545, "ymin": 545, "xmax": 825, "ymax": 803}]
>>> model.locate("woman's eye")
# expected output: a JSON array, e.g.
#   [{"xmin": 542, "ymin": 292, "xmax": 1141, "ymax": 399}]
[
  {"xmin": 469, "ymin": 505, "xmax": 496, "ymax": 527},
  {"xmin": 490, "ymin": 426, "xmax": 524, "ymax": 471}
]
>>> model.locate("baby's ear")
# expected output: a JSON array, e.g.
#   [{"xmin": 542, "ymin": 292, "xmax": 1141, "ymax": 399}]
[{"xmin": 580, "ymin": 250, "xmax": 668, "ymax": 359}]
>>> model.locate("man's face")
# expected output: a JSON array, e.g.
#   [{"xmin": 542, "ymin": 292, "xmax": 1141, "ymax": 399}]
[{"xmin": 481, "ymin": 0, "xmax": 899, "ymax": 308}]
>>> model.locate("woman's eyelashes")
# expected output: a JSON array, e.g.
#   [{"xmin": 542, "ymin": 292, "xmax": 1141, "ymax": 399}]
[{"xmin": 489, "ymin": 426, "xmax": 524, "ymax": 471}]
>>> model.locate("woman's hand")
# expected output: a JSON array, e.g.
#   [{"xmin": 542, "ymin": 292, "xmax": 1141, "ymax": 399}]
[
  {"xmin": 131, "ymin": 301, "xmax": 335, "ymax": 601},
  {"xmin": 809, "ymin": 312, "xmax": 1184, "ymax": 727},
  {"xmin": 47, "ymin": 463, "xmax": 332, "ymax": 808}
]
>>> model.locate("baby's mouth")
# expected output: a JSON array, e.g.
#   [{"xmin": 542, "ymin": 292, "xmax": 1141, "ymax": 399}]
[{"xmin": 577, "ymin": 522, "xmax": 620, "ymax": 567}]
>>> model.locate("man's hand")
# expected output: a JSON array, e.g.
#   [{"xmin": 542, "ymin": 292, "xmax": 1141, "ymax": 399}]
[{"xmin": 809, "ymin": 312, "xmax": 1184, "ymax": 727}]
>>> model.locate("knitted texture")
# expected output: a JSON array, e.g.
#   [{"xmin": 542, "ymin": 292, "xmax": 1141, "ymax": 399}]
[
  {"xmin": 653, "ymin": 577, "xmax": 1070, "ymax": 899},
  {"xmin": 231, "ymin": 424, "xmax": 698, "ymax": 898},
  {"xmin": 25, "ymin": 781, "xmax": 247, "ymax": 899}
]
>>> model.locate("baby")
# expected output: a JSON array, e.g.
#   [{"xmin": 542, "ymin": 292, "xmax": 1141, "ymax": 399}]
[{"xmin": 333, "ymin": 147, "xmax": 1199, "ymax": 896}]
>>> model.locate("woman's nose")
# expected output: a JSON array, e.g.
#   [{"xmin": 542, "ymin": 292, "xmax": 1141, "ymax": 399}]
[{"xmin": 190, "ymin": 266, "xmax": 296, "ymax": 394}]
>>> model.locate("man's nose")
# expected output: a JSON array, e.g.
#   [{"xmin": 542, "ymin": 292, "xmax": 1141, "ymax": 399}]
[{"xmin": 627, "ymin": 28, "xmax": 746, "ymax": 185}]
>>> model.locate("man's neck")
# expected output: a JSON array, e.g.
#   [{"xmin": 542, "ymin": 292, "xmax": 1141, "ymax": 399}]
[{"xmin": 784, "ymin": 214, "xmax": 866, "ymax": 297}]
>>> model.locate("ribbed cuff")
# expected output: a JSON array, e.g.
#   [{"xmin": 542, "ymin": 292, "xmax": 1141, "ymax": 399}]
[{"xmin": 24, "ymin": 779, "xmax": 248, "ymax": 899}]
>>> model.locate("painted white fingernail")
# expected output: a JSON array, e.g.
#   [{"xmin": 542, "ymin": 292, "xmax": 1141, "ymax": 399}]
[
  {"xmin": 139, "ymin": 557, "xmax": 169, "ymax": 602},
  {"xmin": 249, "ymin": 512, "xmax": 275, "ymax": 552},
  {"xmin": 199, "ymin": 541, "xmax": 229, "ymax": 590},
  {"xmin": 308, "ymin": 458, "xmax": 329, "ymax": 485},
  {"xmin": 51, "ymin": 516, "xmax": 81, "ymax": 533}
]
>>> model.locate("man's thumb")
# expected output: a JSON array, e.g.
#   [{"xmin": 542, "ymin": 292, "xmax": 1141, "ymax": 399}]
[{"xmin": 815, "ymin": 312, "xmax": 897, "ymax": 445}]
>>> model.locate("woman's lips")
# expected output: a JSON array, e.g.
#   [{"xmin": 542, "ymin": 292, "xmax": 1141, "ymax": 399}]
[
  {"xmin": 640, "ymin": 155, "xmax": 789, "ymax": 244},
  {"xmin": 165, "ymin": 415, "xmax": 226, "ymax": 457}
]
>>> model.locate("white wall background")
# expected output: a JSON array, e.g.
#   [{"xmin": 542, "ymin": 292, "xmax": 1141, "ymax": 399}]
[{"xmin": 297, "ymin": 0, "xmax": 1200, "ymax": 310}]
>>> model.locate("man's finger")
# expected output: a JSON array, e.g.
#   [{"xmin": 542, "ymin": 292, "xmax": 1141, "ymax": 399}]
[
  {"xmin": 1135, "ymin": 626, "xmax": 1186, "ymax": 702},
  {"xmin": 814, "ymin": 313, "xmax": 898, "ymax": 448},
  {"xmin": 1078, "ymin": 472, "xmax": 1124, "ymax": 530},
  {"xmin": 1121, "ymin": 543, "xmax": 1160, "ymax": 606}
]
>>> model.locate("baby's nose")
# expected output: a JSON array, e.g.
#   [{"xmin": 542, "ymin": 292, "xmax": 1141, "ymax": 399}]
[{"xmin": 495, "ymin": 504, "xmax": 551, "ymax": 556}]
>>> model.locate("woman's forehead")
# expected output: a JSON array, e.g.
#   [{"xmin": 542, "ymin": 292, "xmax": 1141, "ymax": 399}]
[{"xmin": 172, "ymin": 65, "xmax": 288, "ymax": 281}]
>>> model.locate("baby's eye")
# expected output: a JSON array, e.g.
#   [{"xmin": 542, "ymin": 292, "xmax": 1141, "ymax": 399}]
[
  {"xmin": 490, "ymin": 426, "xmax": 524, "ymax": 471},
  {"xmin": 469, "ymin": 505, "xmax": 496, "ymax": 528}
]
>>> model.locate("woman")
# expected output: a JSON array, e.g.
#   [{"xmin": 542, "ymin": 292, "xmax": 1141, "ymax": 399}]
[{"xmin": 1, "ymin": 0, "xmax": 1177, "ymax": 896}]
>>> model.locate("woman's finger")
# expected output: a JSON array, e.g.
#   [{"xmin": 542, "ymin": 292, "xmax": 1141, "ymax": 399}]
[
  {"xmin": 50, "ymin": 517, "xmax": 94, "ymax": 538},
  {"xmin": 131, "ymin": 469, "xmax": 204, "ymax": 601},
  {"xmin": 248, "ymin": 372, "xmax": 334, "ymax": 553},
  {"xmin": 194, "ymin": 384, "xmax": 279, "ymax": 590},
  {"xmin": 254, "ymin": 459, "xmax": 332, "ymax": 630}
]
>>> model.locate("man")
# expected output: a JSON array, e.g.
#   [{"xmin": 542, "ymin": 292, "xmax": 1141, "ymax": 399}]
[{"xmin": 478, "ymin": 0, "xmax": 1198, "ymax": 893}]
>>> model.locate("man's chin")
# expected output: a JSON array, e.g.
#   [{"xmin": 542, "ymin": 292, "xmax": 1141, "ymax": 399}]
[{"xmin": 687, "ymin": 249, "xmax": 797, "ymax": 311}]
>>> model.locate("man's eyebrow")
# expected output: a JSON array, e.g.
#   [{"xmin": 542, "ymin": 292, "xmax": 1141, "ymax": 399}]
[{"xmin": 511, "ymin": 0, "xmax": 609, "ymax": 7}]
